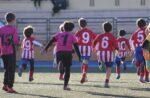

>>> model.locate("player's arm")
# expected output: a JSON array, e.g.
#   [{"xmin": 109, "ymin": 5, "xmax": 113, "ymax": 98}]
[
  {"xmin": 129, "ymin": 33, "xmax": 135, "ymax": 51},
  {"xmin": 92, "ymin": 35, "xmax": 99, "ymax": 48},
  {"xmin": 73, "ymin": 43, "xmax": 81, "ymax": 61},
  {"xmin": 44, "ymin": 37, "xmax": 56, "ymax": 51},
  {"xmin": 33, "ymin": 40, "xmax": 43, "ymax": 47}
]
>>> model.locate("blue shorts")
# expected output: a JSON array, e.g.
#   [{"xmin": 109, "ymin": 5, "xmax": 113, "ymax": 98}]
[
  {"xmin": 115, "ymin": 56, "xmax": 125, "ymax": 66},
  {"xmin": 21, "ymin": 59, "xmax": 34, "ymax": 66},
  {"xmin": 134, "ymin": 46, "xmax": 145, "ymax": 63}
]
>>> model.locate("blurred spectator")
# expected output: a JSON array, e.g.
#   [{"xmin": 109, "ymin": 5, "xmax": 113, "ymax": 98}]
[
  {"xmin": 51, "ymin": 0, "xmax": 68, "ymax": 16},
  {"xmin": 31, "ymin": 0, "xmax": 42, "ymax": 8}
]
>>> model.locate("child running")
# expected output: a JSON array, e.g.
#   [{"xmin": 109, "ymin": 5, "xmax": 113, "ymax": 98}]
[
  {"xmin": 0, "ymin": 13, "xmax": 19, "ymax": 93},
  {"xmin": 75, "ymin": 18, "xmax": 96, "ymax": 84},
  {"xmin": 43, "ymin": 21, "xmax": 81, "ymax": 90},
  {"xmin": 115, "ymin": 30, "xmax": 130, "ymax": 79},
  {"xmin": 18, "ymin": 26, "xmax": 43, "ymax": 82},
  {"xmin": 130, "ymin": 18, "xmax": 149, "ymax": 83},
  {"xmin": 142, "ymin": 23, "xmax": 150, "ymax": 80},
  {"xmin": 93, "ymin": 22, "xmax": 118, "ymax": 88}
]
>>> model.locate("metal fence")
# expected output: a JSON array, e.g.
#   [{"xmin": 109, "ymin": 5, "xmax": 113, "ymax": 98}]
[{"xmin": 0, "ymin": 17, "xmax": 150, "ymax": 41}]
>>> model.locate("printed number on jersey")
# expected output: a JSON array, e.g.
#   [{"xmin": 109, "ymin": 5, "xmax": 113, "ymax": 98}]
[
  {"xmin": 24, "ymin": 40, "xmax": 31, "ymax": 51},
  {"xmin": 119, "ymin": 41, "xmax": 126, "ymax": 50},
  {"xmin": 82, "ymin": 32, "xmax": 90, "ymax": 44},
  {"xmin": 102, "ymin": 37, "xmax": 109, "ymax": 49},
  {"xmin": 137, "ymin": 31, "xmax": 144, "ymax": 43}
]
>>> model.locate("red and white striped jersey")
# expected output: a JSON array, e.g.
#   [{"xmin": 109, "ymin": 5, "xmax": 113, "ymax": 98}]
[
  {"xmin": 97, "ymin": 51, "xmax": 114, "ymax": 62},
  {"xmin": 117, "ymin": 37, "xmax": 130, "ymax": 58},
  {"xmin": 75, "ymin": 28, "xmax": 96, "ymax": 57},
  {"xmin": 93, "ymin": 33, "xmax": 118, "ymax": 62},
  {"xmin": 130, "ymin": 28, "xmax": 146, "ymax": 48},
  {"xmin": 21, "ymin": 37, "xmax": 34, "ymax": 59},
  {"xmin": 78, "ymin": 45, "xmax": 91, "ymax": 57}
]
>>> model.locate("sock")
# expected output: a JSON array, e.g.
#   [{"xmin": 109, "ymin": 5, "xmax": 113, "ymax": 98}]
[
  {"xmin": 144, "ymin": 67, "xmax": 149, "ymax": 80},
  {"xmin": 105, "ymin": 79, "xmax": 109, "ymax": 83},
  {"xmin": 82, "ymin": 63, "xmax": 88, "ymax": 73},
  {"xmin": 116, "ymin": 66, "xmax": 121, "ymax": 75},
  {"xmin": 140, "ymin": 70, "xmax": 144, "ymax": 80},
  {"xmin": 29, "ymin": 71, "xmax": 34, "ymax": 78}
]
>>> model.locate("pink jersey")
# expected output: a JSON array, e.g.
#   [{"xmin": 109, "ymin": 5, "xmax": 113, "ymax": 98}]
[
  {"xmin": 54, "ymin": 32, "xmax": 77, "ymax": 52},
  {"xmin": 94, "ymin": 33, "xmax": 118, "ymax": 62},
  {"xmin": 0, "ymin": 25, "xmax": 19, "ymax": 55},
  {"xmin": 21, "ymin": 37, "xmax": 34, "ymax": 59},
  {"xmin": 117, "ymin": 37, "xmax": 130, "ymax": 58},
  {"xmin": 130, "ymin": 28, "xmax": 146, "ymax": 48}
]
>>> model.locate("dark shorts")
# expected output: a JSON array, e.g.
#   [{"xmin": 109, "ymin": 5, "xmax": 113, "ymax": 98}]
[{"xmin": 56, "ymin": 51, "xmax": 72, "ymax": 67}]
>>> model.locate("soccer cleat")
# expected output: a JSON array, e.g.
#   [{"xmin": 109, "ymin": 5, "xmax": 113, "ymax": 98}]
[
  {"xmin": 104, "ymin": 83, "xmax": 110, "ymax": 88},
  {"xmin": 6, "ymin": 87, "xmax": 17, "ymax": 93},
  {"xmin": 2, "ymin": 85, "xmax": 8, "ymax": 91},
  {"xmin": 63, "ymin": 86, "xmax": 71, "ymax": 91},
  {"xmin": 145, "ymin": 78, "xmax": 149, "ymax": 82},
  {"xmin": 116, "ymin": 75, "xmax": 120, "ymax": 79},
  {"xmin": 59, "ymin": 74, "xmax": 64, "ymax": 81},
  {"xmin": 80, "ymin": 77, "xmax": 85, "ymax": 84},
  {"xmin": 29, "ymin": 77, "xmax": 34, "ymax": 82},
  {"xmin": 139, "ymin": 78, "xmax": 146, "ymax": 83}
]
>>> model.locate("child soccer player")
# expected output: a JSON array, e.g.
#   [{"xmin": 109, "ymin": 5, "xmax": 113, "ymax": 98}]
[
  {"xmin": 43, "ymin": 21, "xmax": 81, "ymax": 90},
  {"xmin": 130, "ymin": 18, "xmax": 149, "ymax": 83},
  {"xmin": 115, "ymin": 30, "xmax": 130, "ymax": 79},
  {"xmin": 93, "ymin": 22, "xmax": 118, "ymax": 87},
  {"xmin": 142, "ymin": 24, "xmax": 150, "ymax": 80},
  {"xmin": 0, "ymin": 13, "xmax": 19, "ymax": 93},
  {"xmin": 75, "ymin": 18, "xmax": 96, "ymax": 84},
  {"xmin": 53, "ymin": 23, "xmax": 65, "ymax": 80},
  {"xmin": 18, "ymin": 26, "xmax": 43, "ymax": 82}
]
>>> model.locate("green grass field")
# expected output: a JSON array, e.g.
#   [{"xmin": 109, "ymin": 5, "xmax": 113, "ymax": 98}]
[{"xmin": 0, "ymin": 72, "xmax": 150, "ymax": 98}]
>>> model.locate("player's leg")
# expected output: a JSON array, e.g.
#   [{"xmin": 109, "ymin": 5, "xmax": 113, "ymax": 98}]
[
  {"xmin": 63, "ymin": 52, "xmax": 72, "ymax": 90},
  {"xmin": 7, "ymin": 54, "xmax": 16, "ymax": 93},
  {"xmin": 2, "ymin": 55, "xmax": 17, "ymax": 93},
  {"xmin": 115, "ymin": 56, "xmax": 121, "ymax": 79},
  {"xmin": 29, "ymin": 59, "xmax": 34, "ymax": 82},
  {"xmin": 121, "ymin": 57, "xmax": 126, "ymax": 71},
  {"xmin": 80, "ymin": 58, "xmax": 89, "ymax": 84},
  {"xmin": 56, "ymin": 52, "xmax": 65, "ymax": 80},
  {"xmin": 104, "ymin": 62, "xmax": 113, "ymax": 88},
  {"xmin": 1, "ymin": 55, "xmax": 9, "ymax": 91},
  {"xmin": 58, "ymin": 61, "xmax": 65, "ymax": 80},
  {"xmin": 18, "ymin": 59, "xmax": 28, "ymax": 77},
  {"xmin": 144, "ymin": 65, "xmax": 149, "ymax": 82},
  {"xmin": 139, "ymin": 63, "xmax": 145, "ymax": 83}
]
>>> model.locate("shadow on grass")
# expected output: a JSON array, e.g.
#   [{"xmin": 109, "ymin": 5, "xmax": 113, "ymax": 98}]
[
  {"xmin": 15, "ymin": 92, "xmax": 60, "ymax": 98},
  {"xmin": 86, "ymin": 91, "xmax": 149, "ymax": 98},
  {"xmin": 130, "ymin": 87, "xmax": 150, "ymax": 91},
  {"xmin": 71, "ymin": 90, "xmax": 149, "ymax": 98},
  {"xmin": 15, "ymin": 81, "xmax": 105, "ymax": 88}
]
